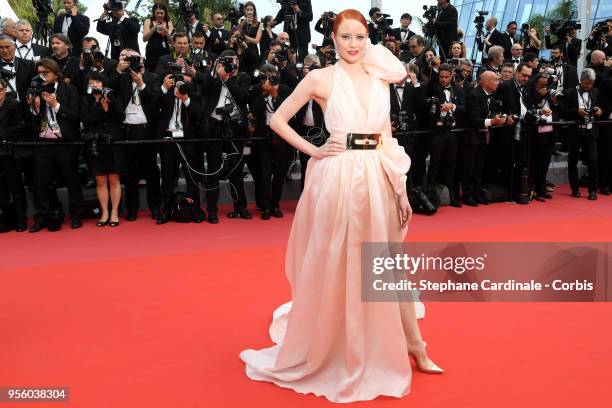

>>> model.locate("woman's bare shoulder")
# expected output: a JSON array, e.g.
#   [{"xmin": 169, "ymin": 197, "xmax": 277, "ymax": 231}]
[{"xmin": 305, "ymin": 65, "xmax": 334, "ymax": 100}]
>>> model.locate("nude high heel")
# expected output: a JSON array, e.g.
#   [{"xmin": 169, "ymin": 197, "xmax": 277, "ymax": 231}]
[{"xmin": 407, "ymin": 340, "xmax": 444, "ymax": 374}]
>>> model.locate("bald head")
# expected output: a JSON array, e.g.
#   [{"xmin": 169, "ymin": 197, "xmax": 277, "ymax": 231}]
[
  {"xmin": 480, "ymin": 71, "xmax": 500, "ymax": 93},
  {"xmin": 590, "ymin": 50, "xmax": 605, "ymax": 66},
  {"xmin": 278, "ymin": 32, "xmax": 290, "ymax": 43}
]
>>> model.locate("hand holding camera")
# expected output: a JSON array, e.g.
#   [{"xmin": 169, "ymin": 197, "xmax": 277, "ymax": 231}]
[{"xmin": 491, "ymin": 114, "xmax": 507, "ymax": 126}]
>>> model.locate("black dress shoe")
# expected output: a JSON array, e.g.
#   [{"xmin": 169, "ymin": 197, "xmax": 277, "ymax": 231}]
[
  {"xmin": 125, "ymin": 211, "xmax": 137, "ymax": 221},
  {"xmin": 450, "ymin": 199, "xmax": 463, "ymax": 208},
  {"xmin": 463, "ymin": 197, "xmax": 478, "ymax": 207},
  {"xmin": 193, "ymin": 208, "xmax": 206, "ymax": 223},
  {"xmin": 599, "ymin": 187, "xmax": 611, "ymax": 196},
  {"xmin": 588, "ymin": 191, "xmax": 597, "ymax": 200},
  {"xmin": 29, "ymin": 221, "xmax": 47, "ymax": 233},
  {"xmin": 156, "ymin": 211, "xmax": 170, "ymax": 225},
  {"xmin": 475, "ymin": 196, "xmax": 490, "ymax": 205},
  {"xmin": 229, "ymin": 208, "xmax": 253, "ymax": 219},
  {"xmin": 271, "ymin": 208, "xmax": 284, "ymax": 218},
  {"xmin": 533, "ymin": 195, "xmax": 546, "ymax": 202},
  {"xmin": 571, "ymin": 189, "xmax": 581, "ymax": 198},
  {"xmin": 207, "ymin": 212, "xmax": 219, "ymax": 224},
  {"xmin": 16, "ymin": 220, "xmax": 27, "ymax": 232},
  {"xmin": 71, "ymin": 218, "xmax": 83, "ymax": 229},
  {"xmin": 151, "ymin": 210, "xmax": 161, "ymax": 220},
  {"xmin": 540, "ymin": 192, "xmax": 552, "ymax": 199},
  {"xmin": 261, "ymin": 209, "xmax": 271, "ymax": 220}
]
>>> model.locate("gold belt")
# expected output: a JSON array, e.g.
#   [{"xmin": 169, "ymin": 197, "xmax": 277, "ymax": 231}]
[{"xmin": 346, "ymin": 133, "xmax": 382, "ymax": 150}]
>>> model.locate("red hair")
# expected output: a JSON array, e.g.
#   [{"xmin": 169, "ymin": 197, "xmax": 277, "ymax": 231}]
[{"xmin": 332, "ymin": 9, "xmax": 368, "ymax": 36}]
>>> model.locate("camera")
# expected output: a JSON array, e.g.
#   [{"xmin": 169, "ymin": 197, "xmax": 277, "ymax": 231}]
[
  {"xmin": 273, "ymin": 48, "xmax": 289, "ymax": 64},
  {"xmin": 170, "ymin": 73, "xmax": 191, "ymax": 95},
  {"xmin": 82, "ymin": 45, "xmax": 105, "ymax": 67},
  {"xmin": 91, "ymin": 87, "xmax": 114, "ymax": 99},
  {"xmin": 391, "ymin": 111, "xmax": 416, "ymax": 132},
  {"xmin": 27, "ymin": 75, "xmax": 55, "ymax": 97},
  {"xmin": 217, "ymin": 56, "xmax": 237, "ymax": 73},
  {"xmin": 426, "ymin": 97, "xmax": 439, "ymax": 116},
  {"xmin": 253, "ymin": 69, "xmax": 280, "ymax": 86},
  {"xmin": 474, "ymin": 10, "xmax": 489, "ymax": 37},
  {"xmin": 453, "ymin": 66, "xmax": 465, "ymax": 82},
  {"xmin": 0, "ymin": 67, "xmax": 16, "ymax": 81},
  {"xmin": 323, "ymin": 11, "xmax": 336, "ymax": 19},
  {"xmin": 295, "ymin": 62, "xmax": 319, "ymax": 78},
  {"xmin": 82, "ymin": 131, "xmax": 113, "ymax": 158},
  {"xmin": 584, "ymin": 106, "xmax": 599, "ymax": 124},
  {"xmin": 127, "ymin": 55, "xmax": 142, "ymax": 72},
  {"xmin": 103, "ymin": 0, "xmax": 123, "ymax": 13},
  {"xmin": 324, "ymin": 48, "xmax": 337, "ymax": 64},
  {"xmin": 442, "ymin": 111, "xmax": 456, "ymax": 127},
  {"xmin": 33, "ymin": 0, "xmax": 53, "ymax": 18},
  {"xmin": 422, "ymin": 5, "xmax": 439, "ymax": 38},
  {"xmin": 592, "ymin": 21, "xmax": 610, "ymax": 39},
  {"xmin": 549, "ymin": 19, "xmax": 581, "ymax": 38},
  {"xmin": 226, "ymin": 3, "xmax": 245, "ymax": 26},
  {"xmin": 215, "ymin": 102, "xmax": 247, "ymax": 134}
]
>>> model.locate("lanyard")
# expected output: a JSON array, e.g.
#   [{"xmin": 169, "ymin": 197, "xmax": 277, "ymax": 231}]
[
  {"xmin": 577, "ymin": 87, "xmax": 591, "ymax": 110},
  {"xmin": 394, "ymin": 84, "xmax": 404, "ymax": 105},
  {"xmin": 17, "ymin": 46, "xmax": 32, "ymax": 60}
]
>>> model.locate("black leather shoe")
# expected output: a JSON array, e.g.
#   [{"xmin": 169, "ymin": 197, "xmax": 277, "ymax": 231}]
[
  {"xmin": 540, "ymin": 192, "xmax": 552, "ymax": 199},
  {"xmin": 599, "ymin": 187, "xmax": 611, "ymax": 196},
  {"xmin": 151, "ymin": 210, "xmax": 161, "ymax": 220},
  {"xmin": 71, "ymin": 218, "xmax": 82, "ymax": 229},
  {"xmin": 125, "ymin": 211, "xmax": 137, "ymax": 221},
  {"xmin": 156, "ymin": 211, "xmax": 170, "ymax": 225},
  {"xmin": 16, "ymin": 220, "xmax": 27, "ymax": 232},
  {"xmin": 271, "ymin": 208, "xmax": 284, "ymax": 218},
  {"xmin": 463, "ymin": 197, "xmax": 478, "ymax": 207},
  {"xmin": 261, "ymin": 209, "xmax": 271, "ymax": 220},
  {"xmin": 533, "ymin": 195, "xmax": 546, "ymax": 202},
  {"xmin": 475, "ymin": 196, "xmax": 490, "ymax": 205},
  {"xmin": 207, "ymin": 212, "xmax": 219, "ymax": 224},
  {"xmin": 450, "ymin": 199, "xmax": 463, "ymax": 208},
  {"xmin": 29, "ymin": 221, "xmax": 47, "ymax": 233},
  {"xmin": 588, "ymin": 191, "xmax": 597, "ymax": 200},
  {"xmin": 193, "ymin": 208, "xmax": 206, "ymax": 223},
  {"xmin": 229, "ymin": 208, "xmax": 252, "ymax": 219},
  {"xmin": 571, "ymin": 189, "xmax": 581, "ymax": 198}
]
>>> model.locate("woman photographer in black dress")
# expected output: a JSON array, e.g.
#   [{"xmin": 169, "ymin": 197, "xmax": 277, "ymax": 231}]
[
  {"xmin": 239, "ymin": 2, "xmax": 263, "ymax": 74},
  {"xmin": 143, "ymin": 3, "xmax": 174, "ymax": 72},
  {"xmin": 81, "ymin": 72, "xmax": 128, "ymax": 227}
]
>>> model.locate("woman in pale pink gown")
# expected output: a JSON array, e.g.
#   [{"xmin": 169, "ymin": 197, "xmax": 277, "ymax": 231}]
[{"xmin": 239, "ymin": 10, "xmax": 443, "ymax": 403}]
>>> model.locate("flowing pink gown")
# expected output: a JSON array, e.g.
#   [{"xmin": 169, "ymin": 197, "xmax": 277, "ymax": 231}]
[{"xmin": 239, "ymin": 41, "xmax": 425, "ymax": 403}]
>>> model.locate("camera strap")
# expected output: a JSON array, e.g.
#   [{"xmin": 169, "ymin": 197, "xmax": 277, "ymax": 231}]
[
  {"xmin": 394, "ymin": 84, "xmax": 404, "ymax": 105},
  {"xmin": 577, "ymin": 86, "xmax": 591, "ymax": 111}
]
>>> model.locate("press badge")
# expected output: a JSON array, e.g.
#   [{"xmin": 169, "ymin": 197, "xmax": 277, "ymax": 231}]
[
  {"xmin": 243, "ymin": 145, "xmax": 251, "ymax": 155},
  {"xmin": 49, "ymin": 122, "xmax": 61, "ymax": 134},
  {"xmin": 171, "ymin": 130, "xmax": 184, "ymax": 138},
  {"xmin": 586, "ymin": 122, "xmax": 593, "ymax": 130}
]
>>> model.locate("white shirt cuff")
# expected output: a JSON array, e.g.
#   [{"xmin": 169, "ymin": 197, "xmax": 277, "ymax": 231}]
[
  {"xmin": 161, "ymin": 85, "xmax": 168, "ymax": 94},
  {"xmin": 53, "ymin": 103, "xmax": 60, "ymax": 114},
  {"xmin": 183, "ymin": 97, "xmax": 191, "ymax": 107},
  {"xmin": 485, "ymin": 119, "xmax": 492, "ymax": 128},
  {"xmin": 138, "ymin": 83, "xmax": 146, "ymax": 91}
]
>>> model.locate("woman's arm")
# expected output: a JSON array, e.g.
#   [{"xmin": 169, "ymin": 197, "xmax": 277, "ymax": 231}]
[
  {"xmin": 271, "ymin": 69, "xmax": 343, "ymax": 159},
  {"xmin": 143, "ymin": 19, "xmax": 153, "ymax": 42}
]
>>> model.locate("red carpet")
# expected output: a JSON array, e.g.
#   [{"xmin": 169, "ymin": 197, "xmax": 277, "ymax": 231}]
[{"xmin": 1, "ymin": 184, "xmax": 610, "ymax": 407}]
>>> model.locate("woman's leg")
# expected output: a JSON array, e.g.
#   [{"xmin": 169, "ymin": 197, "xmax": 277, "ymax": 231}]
[
  {"xmin": 96, "ymin": 175, "xmax": 109, "ymax": 221},
  {"xmin": 108, "ymin": 174, "xmax": 122, "ymax": 222}
]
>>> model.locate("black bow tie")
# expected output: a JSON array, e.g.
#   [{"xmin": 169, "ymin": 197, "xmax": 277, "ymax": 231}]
[
  {"xmin": 1, "ymin": 61, "xmax": 14, "ymax": 68},
  {"xmin": 512, "ymin": 59, "xmax": 519, "ymax": 63},
  {"xmin": 19, "ymin": 45, "xmax": 29, "ymax": 49},
  {"xmin": 401, "ymin": 29, "xmax": 408, "ymax": 33},
  {"xmin": 443, "ymin": 86, "xmax": 452, "ymax": 91}
]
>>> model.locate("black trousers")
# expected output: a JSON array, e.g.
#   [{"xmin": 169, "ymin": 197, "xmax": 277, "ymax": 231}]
[
  {"xmin": 568, "ymin": 128, "xmax": 598, "ymax": 192},
  {"xmin": 32, "ymin": 145, "xmax": 83, "ymax": 222},
  {"xmin": 253, "ymin": 133, "xmax": 292, "ymax": 210},
  {"xmin": 223, "ymin": 138, "xmax": 255, "ymax": 211},
  {"xmin": 460, "ymin": 134, "xmax": 487, "ymax": 200},
  {"xmin": 598, "ymin": 132, "xmax": 612, "ymax": 190},
  {"xmin": 410, "ymin": 134, "xmax": 429, "ymax": 188},
  {"xmin": 123, "ymin": 125, "xmax": 161, "ymax": 213},
  {"xmin": 528, "ymin": 129, "xmax": 554, "ymax": 195},
  {"xmin": 427, "ymin": 128, "xmax": 458, "ymax": 196},
  {"xmin": 159, "ymin": 140, "xmax": 201, "ymax": 211},
  {"xmin": 0, "ymin": 155, "xmax": 27, "ymax": 221}
]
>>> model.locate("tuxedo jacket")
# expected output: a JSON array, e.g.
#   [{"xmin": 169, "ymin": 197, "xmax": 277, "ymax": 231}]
[
  {"xmin": 206, "ymin": 27, "xmax": 230, "ymax": 56},
  {"xmin": 434, "ymin": 5, "xmax": 459, "ymax": 44},
  {"xmin": 500, "ymin": 32, "xmax": 516, "ymax": 61},
  {"xmin": 77, "ymin": 58, "xmax": 119, "ymax": 95},
  {"xmin": 249, "ymin": 84, "xmax": 295, "ymax": 141},
  {"xmin": 368, "ymin": 22, "xmax": 393, "ymax": 45},
  {"xmin": 274, "ymin": 0, "xmax": 313, "ymax": 47},
  {"xmin": 559, "ymin": 63, "xmax": 579, "ymax": 90},
  {"xmin": 53, "ymin": 12, "xmax": 91, "ymax": 55},
  {"xmin": 496, "ymin": 79, "xmax": 525, "ymax": 117},
  {"xmin": 295, "ymin": 98, "xmax": 326, "ymax": 136},
  {"xmin": 200, "ymin": 71, "xmax": 251, "ymax": 122},
  {"xmin": 427, "ymin": 82, "xmax": 467, "ymax": 127},
  {"xmin": 548, "ymin": 36, "xmax": 581, "ymax": 67},
  {"xmin": 466, "ymin": 86, "xmax": 494, "ymax": 143},
  {"xmin": 156, "ymin": 87, "xmax": 202, "ymax": 139},
  {"xmin": 52, "ymin": 55, "xmax": 81, "ymax": 87},
  {"xmin": 559, "ymin": 87, "xmax": 601, "ymax": 120},
  {"xmin": 392, "ymin": 28, "xmax": 416, "ymax": 43},
  {"xmin": 390, "ymin": 81, "xmax": 427, "ymax": 129},
  {"xmin": 116, "ymin": 71, "xmax": 162, "ymax": 127},
  {"xmin": 478, "ymin": 29, "xmax": 504, "ymax": 55},
  {"xmin": 0, "ymin": 96, "xmax": 30, "ymax": 158},
  {"xmin": 15, "ymin": 43, "xmax": 50, "ymax": 61},
  {"xmin": 29, "ymin": 82, "xmax": 81, "ymax": 141},
  {"xmin": 96, "ymin": 17, "xmax": 141, "ymax": 60},
  {"xmin": 2, "ymin": 58, "xmax": 36, "ymax": 105}
]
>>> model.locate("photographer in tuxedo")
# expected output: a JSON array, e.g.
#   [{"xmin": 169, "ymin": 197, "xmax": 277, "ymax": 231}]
[
  {"xmin": 49, "ymin": 34, "xmax": 80, "ymax": 86},
  {"xmin": 248, "ymin": 64, "xmax": 294, "ymax": 219},
  {"xmin": 96, "ymin": 1, "xmax": 140, "ymax": 61},
  {"xmin": 200, "ymin": 50, "xmax": 251, "ymax": 223},
  {"xmin": 524, "ymin": 73, "xmax": 558, "ymax": 201},
  {"xmin": 53, "ymin": 0, "xmax": 90, "ymax": 56},
  {"xmin": 14, "ymin": 20, "xmax": 50, "ymax": 62},
  {"xmin": 0, "ymin": 35, "xmax": 36, "ymax": 105},
  {"xmin": 500, "ymin": 21, "xmax": 518, "ymax": 61},
  {"xmin": 27, "ymin": 58, "xmax": 83, "ymax": 232},
  {"xmin": 478, "ymin": 16, "xmax": 504, "ymax": 65},
  {"xmin": 266, "ymin": 40, "xmax": 299, "ymax": 89},
  {"xmin": 156, "ymin": 62, "xmax": 204, "ymax": 224},
  {"xmin": 204, "ymin": 13, "xmax": 229, "ymax": 56},
  {"xmin": 115, "ymin": 49, "xmax": 162, "ymax": 221},
  {"xmin": 559, "ymin": 68, "xmax": 603, "ymax": 200},
  {"xmin": 391, "ymin": 63, "xmax": 426, "ymax": 190},
  {"xmin": 490, "ymin": 63, "xmax": 533, "ymax": 203},
  {"xmin": 77, "ymin": 37, "xmax": 118, "ymax": 93},
  {"xmin": 295, "ymin": 55, "xmax": 327, "ymax": 192},
  {"xmin": 0, "ymin": 78, "xmax": 29, "ymax": 232},
  {"xmin": 393, "ymin": 13, "xmax": 416, "ymax": 45},
  {"xmin": 477, "ymin": 45, "xmax": 504, "ymax": 78},
  {"xmin": 190, "ymin": 32, "xmax": 217, "ymax": 68},
  {"xmin": 463, "ymin": 71, "xmax": 507, "ymax": 206},
  {"xmin": 546, "ymin": 25, "xmax": 582, "ymax": 68},
  {"xmin": 432, "ymin": 0, "xmax": 458, "ymax": 61},
  {"xmin": 510, "ymin": 44, "xmax": 523, "ymax": 69},
  {"xmin": 426, "ymin": 63, "xmax": 466, "ymax": 207},
  {"xmin": 273, "ymin": 0, "xmax": 313, "ymax": 62}
]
